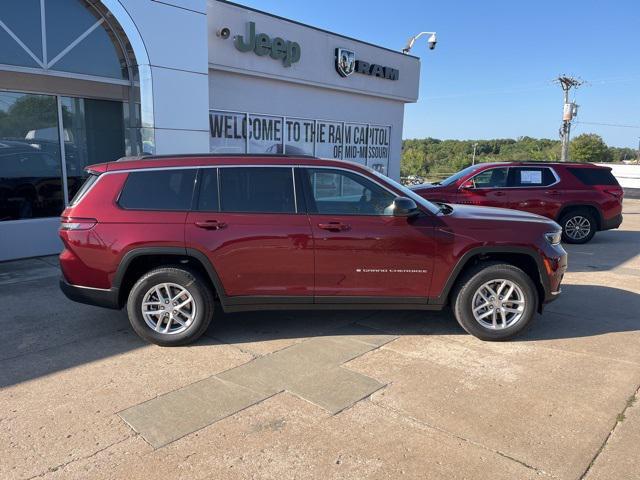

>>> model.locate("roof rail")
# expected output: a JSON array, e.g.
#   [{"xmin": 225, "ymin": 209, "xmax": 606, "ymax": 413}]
[{"xmin": 116, "ymin": 153, "xmax": 319, "ymax": 161}]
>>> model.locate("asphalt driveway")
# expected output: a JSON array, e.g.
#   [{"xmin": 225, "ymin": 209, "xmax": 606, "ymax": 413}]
[{"xmin": 2, "ymin": 200, "xmax": 639, "ymax": 480}]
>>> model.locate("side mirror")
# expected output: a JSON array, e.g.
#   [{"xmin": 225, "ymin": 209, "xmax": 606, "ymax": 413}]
[
  {"xmin": 393, "ymin": 197, "xmax": 420, "ymax": 217},
  {"xmin": 460, "ymin": 180, "xmax": 474, "ymax": 190}
]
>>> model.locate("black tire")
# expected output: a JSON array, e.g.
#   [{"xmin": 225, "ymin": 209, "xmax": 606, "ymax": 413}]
[
  {"xmin": 126, "ymin": 267, "xmax": 214, "ymax": 346},
  {"xmin": 559, "ymin": 209, "xmax": 597, "ymax": 244},
  {"xmin": 452, "ymin": 262, "xmax": 538, "ymax": 341}
]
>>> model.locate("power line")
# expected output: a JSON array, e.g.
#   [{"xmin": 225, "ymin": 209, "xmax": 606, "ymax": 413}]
[{"xmin": 575, "ymin": 121, "xmax": 640, "ymax": 129}]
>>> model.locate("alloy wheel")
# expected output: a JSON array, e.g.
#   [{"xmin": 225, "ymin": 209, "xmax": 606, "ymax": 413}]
[
  {"xmin": 141, "ymin": 283, "xmax": 196, "ymax": 335},
  {"xmin": 564, "ymin": 215, "xmax": 591, "ymax": 241},
  {"xmin": 471, "ymin": 279, "xmax": 525, "ymax": 329}
]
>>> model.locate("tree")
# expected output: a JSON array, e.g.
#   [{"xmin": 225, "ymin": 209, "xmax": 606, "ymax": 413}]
[{"xmin": 569, "ymin": 134, "xmax": 612, "ymax": 163}]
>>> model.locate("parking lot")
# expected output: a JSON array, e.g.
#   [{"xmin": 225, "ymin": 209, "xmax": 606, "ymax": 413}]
[{"xmin": 2, "ymin": 199, "xmax": 639, "ymax": 480}]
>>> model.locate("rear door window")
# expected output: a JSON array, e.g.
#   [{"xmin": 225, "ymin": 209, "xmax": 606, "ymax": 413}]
[
  {"xmin": 118, "ymin": 169, "xmax": 196, "ymax": 210},
  {"xmin": 568, "ymin": 167, "xmax": 619, "ymax": 186},
  {"xmin": 509, "ymin": 167, "xmax": 557, "ymax": 187},
  {"xmin": 195, "ymin": 168, "xmax": 219, "ymax": 212},
  {"xmin": 219, "ymin": 167, "xmax": 296, "ymax": 213}
]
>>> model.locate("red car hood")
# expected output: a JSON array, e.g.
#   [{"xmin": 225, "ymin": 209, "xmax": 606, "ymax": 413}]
[{"xmin": 446, "ymin": 203, "xmax": 559, "ymax": 227}]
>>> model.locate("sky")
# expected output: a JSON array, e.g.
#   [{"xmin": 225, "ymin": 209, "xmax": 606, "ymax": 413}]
[{"xmin": 233, "ymin": 0, "xmax": 640, "ymax": 148}]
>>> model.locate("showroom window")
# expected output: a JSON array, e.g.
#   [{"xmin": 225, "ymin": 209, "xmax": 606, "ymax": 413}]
[
  {"xmin": 0, "ymin": 90, "xmax": 127, "ymax": 221},
  {"xmin": 209, "ymin": 110, "xmax": 392, "ymax": 175},
  {"xmin": 0, "ymin": 0, "xmax": 128, "ymax": 80}
]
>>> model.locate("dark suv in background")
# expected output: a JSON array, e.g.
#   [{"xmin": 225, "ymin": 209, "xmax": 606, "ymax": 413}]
[
  {"xmin": 411, "ymin": 162, "xmax": 623, "ymax": 243},
  {"xmin": 59, "ymin": 155, "xmax": 567, "ymax": 346}
]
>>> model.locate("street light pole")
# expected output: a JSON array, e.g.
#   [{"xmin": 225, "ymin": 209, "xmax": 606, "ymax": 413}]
[{"xmin": 472, "ymin": 143, "xmax": 478, "ymax": 165}]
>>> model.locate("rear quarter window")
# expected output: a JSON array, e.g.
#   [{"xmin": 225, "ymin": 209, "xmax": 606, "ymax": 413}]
[
  {"xmin": 567, "ymin": 167, "xmax": 619, "ymax": 186},
  {"xmin": 69, "ymin": 173, "xmax": 99, "ymax": 206},
  {"xmin": 118, "ymin": 169, "xmax": 196, "ymax": 210}
]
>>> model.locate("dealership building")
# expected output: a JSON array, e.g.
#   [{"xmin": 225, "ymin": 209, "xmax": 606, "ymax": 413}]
[{"xmin": 0, "ymin": 0, "xmax": 421, "ymax": 261}]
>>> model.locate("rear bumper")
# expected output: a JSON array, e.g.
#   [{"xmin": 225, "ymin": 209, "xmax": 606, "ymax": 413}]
[
  {"xmin": 601, "ymin": 213, "xmax": 623, "ymax": 231},
  {"xmin": 60, "ymin": 278, "xmax": 120, "ymax": 309}
]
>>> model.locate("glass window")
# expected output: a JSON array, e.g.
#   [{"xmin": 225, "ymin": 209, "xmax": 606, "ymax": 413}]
[
  {"xmin": 568, "ymin": 167, "xmax": 619, "ymax": 186},
  {"xmin": 470, "ymin": 167, "xmax": 508, "ymax": 188},
  {"xmin": 510, "ymin": 167, "xmax": 556, "ymax": 187},
  {"xmin": 61, "ymin": 97, "xmax": 125, "ymax": 199},
  {"xmin": 69, "ymin": 173, "xmax": 98, "ymax": 206},
  {"xmin": 118, "ymin": 169, "xmax": 196, "ymax": 211},
  {"xmin": 219, "ymin": 167, "xmax": 295, "ymax": 214},
  {"xmin": 196, "ymin": 169, "xmax": 219, "ymax": 212},
  {"xmin": 0, "ymin": 0, "xmax": 128, "ymax": 79},
  {"xmin": 248, "ymin": 114, "xmax": 283, "ymax": 154},
  {"xmin": 0, "ymin": 0, "xmax": 42, "ymax": 64},
  {"xmin": 285, "ymin": 118, "xmax": 314, "ymax": 155},
  {"xmin": 209, "ymin": 111, "xmax": 247, "ymax": 154},
  {"xmin": 45, "ymin": 0, "xmax": 102, "ymax": 61},
  {"xmin": 305, "ymin": 168, "xmax": 395, "ymax": 216},
  {"xmin": 0, "ymin": 92, "xmax": 63, "ymax": 221}
]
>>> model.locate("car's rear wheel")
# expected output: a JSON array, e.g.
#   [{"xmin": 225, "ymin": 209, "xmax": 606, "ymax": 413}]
[
  {"xmin": 560, "ymin": 209, "xmax": 596, "ymax": 244},
  {"xmin": 126, "ymin": 267, "xmax": 214, "ymax": 346},
  {"xmin": 452, "ymin": 262, "xmax": 538, "ymax": 341}
]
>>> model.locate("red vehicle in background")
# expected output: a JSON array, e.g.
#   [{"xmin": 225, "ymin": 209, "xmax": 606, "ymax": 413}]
[{"xmin": 411, "ymin": 162, "xmax": 623, "ymax": 243}]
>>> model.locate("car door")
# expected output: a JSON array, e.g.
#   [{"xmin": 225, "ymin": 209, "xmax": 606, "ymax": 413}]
[
  {"xmin": 507, "ymin": 166, "xmax": 561, "ymax": 218},
  {"xmin": 455, "ymin": 167, "xmax": 509, "ymax": 207},
  {"xmin": 301, "ymin": 167, "xmax": 435, "ymax": 299},
  {"xmin": 185, "ymin": 166, "xmax": 314, "ymax": 299}
]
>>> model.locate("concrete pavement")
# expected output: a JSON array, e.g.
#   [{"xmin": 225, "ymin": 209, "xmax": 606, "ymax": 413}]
[{"xmin": 1, "ymin": 200, "xmax": 639, "ymax": 479}]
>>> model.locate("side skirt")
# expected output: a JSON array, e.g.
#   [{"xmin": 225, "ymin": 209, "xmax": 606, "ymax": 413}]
[{"xmin": 221, "ymin": 295, "xmax": 444, "ymax": 313}]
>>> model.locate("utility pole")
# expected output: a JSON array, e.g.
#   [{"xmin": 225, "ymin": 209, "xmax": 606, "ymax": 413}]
[
  {"xmin": 555, "ymin": 75, "xmax": 583, "ymax": 161},
  {"xmin": 472, "ymin": 143, "xmax": 478, "ymax": 165}
]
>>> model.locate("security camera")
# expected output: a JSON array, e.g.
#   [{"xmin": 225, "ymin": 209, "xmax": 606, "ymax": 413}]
[
  {"xmin": 217, "ymin": 27, "xmax": 230, "ymax": 39},
  {"xmin": 427, "ymin": 33, "xmax": 437, "ymax": 50}
]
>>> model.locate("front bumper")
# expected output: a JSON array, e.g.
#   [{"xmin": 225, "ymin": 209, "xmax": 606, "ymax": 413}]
[
  {"xmin": 60, "ymin": 278, "xmax": 120, "ymax": 309},
  {"xmin": 601, "ymin": 213, "xmax": 623, "ymax": 231}
]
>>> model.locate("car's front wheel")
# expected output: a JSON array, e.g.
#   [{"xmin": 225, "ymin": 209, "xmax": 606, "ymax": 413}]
[
  {"xmin": 452, "ymin": 262, "xmax": 538, "ymax": 341},
  {"xmin": 126, "ymin": 267, "xmax": 214, "ymax": 346}
]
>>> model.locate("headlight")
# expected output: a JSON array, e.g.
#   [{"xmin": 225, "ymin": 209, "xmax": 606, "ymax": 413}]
[{"xmin": 544, "ymin": 231, "xmax": 562, "ymax": 245}]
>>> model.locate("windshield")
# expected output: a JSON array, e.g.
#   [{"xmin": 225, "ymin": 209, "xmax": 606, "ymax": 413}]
[
  {"xmin": 370, "ymin": 170, "xmax": 441, "ymax": 215},
  {"xmin": 439, "ymin": 164, "xmax": 483, "ymax": 186}
]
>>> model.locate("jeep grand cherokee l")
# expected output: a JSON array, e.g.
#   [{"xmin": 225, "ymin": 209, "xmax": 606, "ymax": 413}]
[
  {"xmin": 59, "ymin": 155, "xmax": 567, "ymax": 346},
  {"xmin": 411, "ymin": 162, "xmax": 623, "ymax": 243}
]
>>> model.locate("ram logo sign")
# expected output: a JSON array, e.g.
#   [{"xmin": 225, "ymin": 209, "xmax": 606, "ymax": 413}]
[{"xmin": 334, "ymin": 47, "xmax": 399, "ymax": 81}]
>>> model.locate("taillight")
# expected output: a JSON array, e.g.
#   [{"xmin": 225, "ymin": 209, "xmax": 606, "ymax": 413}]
[
  {"xmin": 604, "ymin": 189, "xmax": 623, "ymax": 199},
  {"xmin": 60, "ymin": 217, "xmax": 97, "ymax": 231}
]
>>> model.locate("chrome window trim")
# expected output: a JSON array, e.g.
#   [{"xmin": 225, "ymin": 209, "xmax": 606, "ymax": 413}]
[
  {"xmin": 460, "ymin": 166, "xmax": 560, "ymax": 190},
  {"xmin": 75, "ymin": 163, "xmax": 403, "ymax": 215}
]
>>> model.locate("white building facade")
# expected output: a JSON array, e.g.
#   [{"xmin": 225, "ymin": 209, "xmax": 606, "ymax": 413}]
[{"xmin": 0, "ymin": 0, "xmax": 420, "ymax": 261}]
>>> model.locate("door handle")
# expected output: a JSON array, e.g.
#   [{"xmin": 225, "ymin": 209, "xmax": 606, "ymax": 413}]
[
  {"xmin": 546, "ymin": 190, "xmax": 561, "ymax": 196},
  {"xmin": 494, "ymin": 191, "xmax": 506, "ymax": 197},
  {"xmin": 318, "ymin": 222, "xmax": 350, "ymax": 232},
  {"xmin": 195, "ymin": 220, "xmax": 227, "ymax": 230}
]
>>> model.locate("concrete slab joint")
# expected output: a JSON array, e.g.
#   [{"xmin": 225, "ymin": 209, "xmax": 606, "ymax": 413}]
[{"xmin": 119, "ymin": 325, "xmax": 397, "ymax": 448}]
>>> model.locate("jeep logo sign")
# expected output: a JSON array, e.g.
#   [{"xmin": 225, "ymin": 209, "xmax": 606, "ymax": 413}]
[
  {"xmin": 334, "ymin": 48, "xmax": 399, "ymax": 81},
  {"xmin": 234, "ymin": 22, "xmax": 301, "ymax": 67}
]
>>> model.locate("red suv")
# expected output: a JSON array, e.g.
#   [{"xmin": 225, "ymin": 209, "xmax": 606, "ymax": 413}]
[
  {"xmin": 59, "ymin": 155, "xmax": 567, "ymax": 346},
  {"xmin": 411, "ymin": 162, "xmax": 623, "ymax": 244}
]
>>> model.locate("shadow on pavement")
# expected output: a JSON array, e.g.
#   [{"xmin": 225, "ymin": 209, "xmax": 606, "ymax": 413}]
[
  {"xmin": 564, "ymin": 230, "xmax": 640, "ymax": 273},
  {"xmin": 2, "ymin": 282, "xmax": 638, "ymax": 389}
]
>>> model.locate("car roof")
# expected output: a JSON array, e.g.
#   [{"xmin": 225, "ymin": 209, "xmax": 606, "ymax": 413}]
[{"xmin": 89, "ymin": 154, "xmax": 378, "ymax": 175}]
